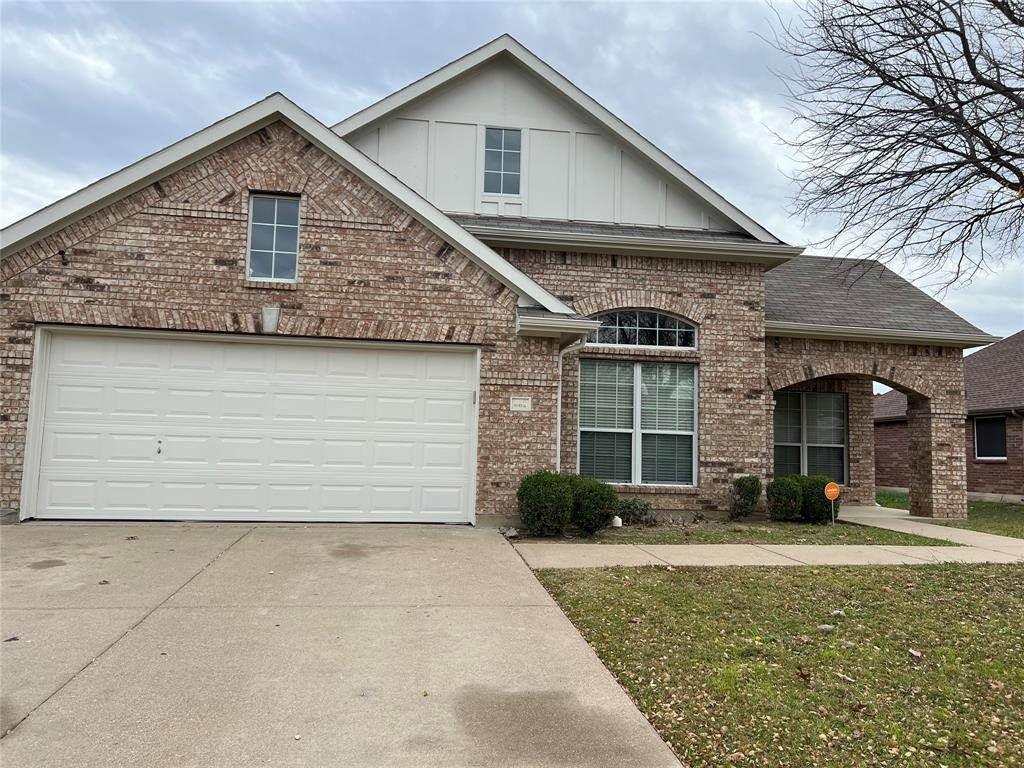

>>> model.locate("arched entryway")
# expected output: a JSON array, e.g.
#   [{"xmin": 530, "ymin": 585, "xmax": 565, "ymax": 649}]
[{"xmin": 767, "ymin": 356, "xmax": 967, "ymax": 519}]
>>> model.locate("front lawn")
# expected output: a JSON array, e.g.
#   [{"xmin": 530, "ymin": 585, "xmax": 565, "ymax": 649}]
[
  {"xmin": 586, "ymin": 519, "xmax": 955, "ymax": 546},
  {"xmin": 540, "ymin": 564, "xmax": 1024, "ymax": 768},
  {"xmin": 877, "ymin": 491, "xmax": 1024, "ymax": 539}
]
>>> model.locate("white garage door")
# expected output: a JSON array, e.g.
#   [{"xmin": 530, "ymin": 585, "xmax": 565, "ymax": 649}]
[{"xmin": 27, "ymin": 330, "xmax": 478, "ymax": 522}]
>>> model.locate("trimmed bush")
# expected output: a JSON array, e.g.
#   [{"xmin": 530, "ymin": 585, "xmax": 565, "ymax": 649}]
[
  {"xmin": 796, "ymin": 474, "xmax": 839, "ymax": 524},
  {"xmin": 517, "ymin": 470, "xmax": 573, "ymax": 536},
  {"xmin": 766, "ymin": 476, "xmax": 802, "ymax": 521},
  {"xmin": 569, "ymin": 475, "xmax": 619, "ymax": 535},
  {"xmin": 618, "ymin": 497, "xmax": 657, "ymax": 527},
  {"xmin": 729, "ymin": 475, "xmax": 762, "ymax": 520}
]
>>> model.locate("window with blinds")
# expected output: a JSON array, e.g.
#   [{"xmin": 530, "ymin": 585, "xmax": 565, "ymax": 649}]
[
  {"xmin": 579, "ymin": 359, "xmax": 696, "ymax": 485},
  {"xmin": 772, "ymin": 390, "xmax": 847, "ymax": 484}
]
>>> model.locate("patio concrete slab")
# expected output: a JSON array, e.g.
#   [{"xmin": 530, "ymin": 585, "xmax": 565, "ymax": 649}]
[
  {"xmin": 514, "ymin": 542, "xmax": 668, "ymax": 569},
  {"xmin": 0, "ymin": 524, "xmax": 681, "ymax": 768},
  {"xmin": 637, "ymin": 544, "xmax": 802, "ymax": 567}
]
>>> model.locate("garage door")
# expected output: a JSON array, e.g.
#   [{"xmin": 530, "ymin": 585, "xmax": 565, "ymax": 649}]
[{"xmin": 27, "ymin": 330, "xmax": 478, "ymax": 522}]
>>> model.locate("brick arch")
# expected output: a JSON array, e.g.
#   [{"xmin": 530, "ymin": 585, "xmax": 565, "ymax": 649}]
[
  {"xmin": 767, "ymin": 358, "xmax": 935, "ymax": 400},
  {"xmin": 573, "ymin": 289, "xmax": 707, "ymax": 325}
]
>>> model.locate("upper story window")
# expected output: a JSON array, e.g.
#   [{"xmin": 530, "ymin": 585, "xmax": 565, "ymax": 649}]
[
  {"xmin": 484, "ymin": 128, "xmax": 521, "ymax": 195},
  {"xmin": 587, "ymin": 310, "xmax": 697, "ymax": 349},
  {"xmin": 248, "ymin": 194, "xmax": 300, "ymax": 282},
  {"xmin": 975, "ymin": 416, "xmax": 1007, "ymax": 460}
]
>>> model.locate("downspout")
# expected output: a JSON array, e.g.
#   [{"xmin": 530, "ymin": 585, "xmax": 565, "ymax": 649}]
[{"xmin": 555, "ymin": 338, "xmax": 587, "ymax": 472}]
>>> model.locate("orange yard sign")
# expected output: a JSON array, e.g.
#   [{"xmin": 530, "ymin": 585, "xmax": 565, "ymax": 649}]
[{"xmin": 824, "ymin": 482, "xmax": 841, "ymax": 501}]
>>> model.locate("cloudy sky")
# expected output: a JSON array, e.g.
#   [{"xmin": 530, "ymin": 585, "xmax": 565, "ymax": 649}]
[{"xmin": 2, "ymin": 0, "xmax": 1021, "ymax": 340}]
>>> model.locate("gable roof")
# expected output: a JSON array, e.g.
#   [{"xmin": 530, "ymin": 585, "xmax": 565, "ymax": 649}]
[
  {"xmin": 0, "ymin": 93, "xmax": 576, "ymax": 316},
  {"xmin": 332, "ymin": 34, "xmax": 783, "ymax": 245},
  {"xmin": 766, "ymin": 256, "xmax": 997, "ymax": 347},
  {"xmin": 875, "ymin": 330, "xmax": 1024, "ymax": 420}
]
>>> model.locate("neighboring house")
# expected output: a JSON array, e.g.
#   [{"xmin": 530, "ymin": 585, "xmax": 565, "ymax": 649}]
[
  {"xmin": 0, "ymin": 35, "xmax": 996, "ymax": 525},
  {"xmin": 875, "ymin": 330, "xmax": 1024, "ymax": 502}
]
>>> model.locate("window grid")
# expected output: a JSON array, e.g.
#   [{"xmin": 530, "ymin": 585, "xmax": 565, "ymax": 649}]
[
  {"xmin": 579, "ymin": 360, "xmax": 697, "ymax": 486},
  {"xmin": 772, "ymin": 391, "xmax": 847, "ymax": 484},
  {"xmin": 248, "ymin": 194, "xmax": 300, "ymax": 282},
  {"xmin": 484, "ymin": 128, "xmax": 521, "ymax": 196},
  {"xmin": 587, "ymin": 310, "xmax": 697, "ymax": 349}
]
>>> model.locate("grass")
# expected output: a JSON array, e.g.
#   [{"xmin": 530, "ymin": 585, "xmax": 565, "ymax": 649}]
[
  {"xmin": 539, "ymin": 564, "xmax": 1024, "ymax": 768},
  {"xmin": 877, "ymin": 491, "xmax": 1024, "ymax": 539},
  {"xmin": 584, "ymin": 519, "xmax": 956, "ymax": 546}
]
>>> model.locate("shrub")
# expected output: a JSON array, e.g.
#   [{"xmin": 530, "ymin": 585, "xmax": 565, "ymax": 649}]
[
  {"xmin": 617, "ymin": 497, "xmax": 657, "ymax": 527},
  {"xmin": 796, "ymin": 475, "xmax": 840, "ymax": 524},
  {"xmin": 729, "ymin": 475, "xmax": 762, "ymax": 520},
  {"xmin": 568, "ymin": 475, "xmax": 619, "ymax": 535},
  {"xmin": 766, "ymin": 476, "xmax": 802, "ymax": 521},
  {"xmin": 517, "ymin": 470, "xmax": 573, "ymax": 536}
]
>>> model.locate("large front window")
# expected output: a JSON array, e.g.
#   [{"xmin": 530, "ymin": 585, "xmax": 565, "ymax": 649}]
[
  {"xmin": 579, "ymin": 360, "xmax": 697, "ymax": 485},
  {"xmin": 773, "ymin": 391, "xmax": 847, "ymax": 484}
]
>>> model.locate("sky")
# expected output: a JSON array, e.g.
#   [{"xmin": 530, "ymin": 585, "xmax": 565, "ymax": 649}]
[{"xmin": 2, "ymin": 0, "xmax": 1022, "ymax": 344}]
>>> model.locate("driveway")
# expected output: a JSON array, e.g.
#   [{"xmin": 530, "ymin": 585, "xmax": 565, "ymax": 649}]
[{"xmin": 0, "ymin": 523, "xmax": 679, "ymax": 767}]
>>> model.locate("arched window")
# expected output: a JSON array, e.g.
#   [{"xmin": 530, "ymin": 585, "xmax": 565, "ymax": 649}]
[{"xmin": 587, "ymin": 310, "xmax": 696, "ymax": 349}]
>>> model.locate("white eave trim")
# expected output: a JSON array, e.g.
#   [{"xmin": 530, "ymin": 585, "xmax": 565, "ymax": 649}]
[
  {"xmin": 517, "ymin": 314, "xmax": 601, "ymax": 338},
  {"xmin": 464, "ymin": 223, "xmax": 804, "ymax": 265},
  {"xmin": 765, "ymin": 320, "xmax": 999, "ymax": 348},
  {"xmin": 1, "ymin": 93, "xmax": 575, "ymax": 316},
  {"xmin": 333, "ymin": 34, "xmax": 783, "ymax": 245}
]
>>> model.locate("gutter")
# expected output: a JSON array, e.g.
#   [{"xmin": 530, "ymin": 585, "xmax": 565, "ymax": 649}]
[
  {"xmin": 516, "ymin": 314, "xmax": 601, "ymax": 337},
  {"xmin": 462, "ymin": 224, "xmax": 803, "ymax": 266},
  {"xmin": 765, "ymin": 321, "xmax": 998, "ymax": 348}
]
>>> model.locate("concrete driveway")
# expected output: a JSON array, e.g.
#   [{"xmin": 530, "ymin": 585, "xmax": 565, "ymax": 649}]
[{"xmin": 0, "ymin": 523, "xmax": 679, "ymax": 768}]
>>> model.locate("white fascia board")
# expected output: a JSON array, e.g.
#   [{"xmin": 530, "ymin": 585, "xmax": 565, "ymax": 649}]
[
  {"xmin": 333, "ymin": 34, "xmax": 782, "ymax": 244},
  {"xmin": 517, "ymin": 314, "xmax": 601, "ymax": 337},
  {"xmin": 765, "ymin": 320, "xmax": 999, "ymax": 348},
  {"xmin": 1, "ymin": 93, "xmax": 574, "ymax": 316},
  {"xmin": 463, "ymin": 223, "xmax": 804, "ymax": 266}
]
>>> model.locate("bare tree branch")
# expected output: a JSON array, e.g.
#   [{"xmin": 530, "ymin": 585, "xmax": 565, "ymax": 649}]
[{"xmin": 768, "ymin": 0, "xmax": 1024, "ymax": 285}]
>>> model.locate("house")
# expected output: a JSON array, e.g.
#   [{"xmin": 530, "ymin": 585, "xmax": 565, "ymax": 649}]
[
  {"xmin": 0, "ymin": 35, "xmax": 996, "ymax": 525},
  {"xmin": 875, "ymin": 330, "xmax": 1024, "ymax": 503}
]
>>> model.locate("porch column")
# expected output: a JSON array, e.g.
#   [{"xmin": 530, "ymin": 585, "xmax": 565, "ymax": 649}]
[
  {"xmin": 844, "ymin": 378, "xmax": 876, "ymax": 504},
  {"xmin": 907, "ymin": 394, "xmax": 967, "ymax": 518}
]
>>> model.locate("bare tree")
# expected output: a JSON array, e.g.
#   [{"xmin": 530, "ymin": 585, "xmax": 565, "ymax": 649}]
[{"xmin": 770, "ymin": 0, "xmax": 1024, "ymax": 284}]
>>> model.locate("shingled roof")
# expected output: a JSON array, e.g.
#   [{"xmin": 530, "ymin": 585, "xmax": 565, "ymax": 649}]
[
  {"xmin": 765, "ymin": 256, "xmax": 994, "ymax": 345},
  {"xmin": 874, "ymin": 329, "xmax": 1024, "ymax": 421}
]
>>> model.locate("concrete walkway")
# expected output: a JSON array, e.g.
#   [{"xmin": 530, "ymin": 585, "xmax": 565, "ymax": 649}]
[
  {"xmin": 1, "ymin": 523, "xmax": 680, "ymax": 768},
  {"xmin": 514, "ymin": 506, "xmax": 1024, "ymax": 570}
]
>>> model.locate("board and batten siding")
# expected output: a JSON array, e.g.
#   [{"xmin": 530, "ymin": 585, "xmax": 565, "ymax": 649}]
[{"xmin": 344, "ymin": 57, "xmax": 733, "ymax": 229}]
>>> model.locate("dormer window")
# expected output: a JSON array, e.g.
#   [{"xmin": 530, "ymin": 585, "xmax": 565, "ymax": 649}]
[{"xmin": 484, "ymin": 128, "xmax": 521, "ymax": 195}]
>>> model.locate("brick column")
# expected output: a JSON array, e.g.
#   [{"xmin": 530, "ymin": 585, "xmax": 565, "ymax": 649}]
[
  {"xmin": 907, "ymin": 394, "xmax": 967, "ymax": 518},
  {"xmin": 844, "ymin": 378, "xmax": 876, "ymax": 504}
]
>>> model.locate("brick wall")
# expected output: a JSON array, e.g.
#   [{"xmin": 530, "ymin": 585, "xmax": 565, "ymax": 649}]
[
  {"xmin": 0, "ymin": 121, "xmax": 562, "ymax": 519},
  {"xmin": 965, "ymin": 414, "xmax": 1024, "ymax": 496},
  {"xmin": 766, "ymin": 336, "xmax": 966, "ymax": 517},
  {"xmin": 506, "ymin": 251, "xmax": 769, "ymax": 517},
  {"xmin": 874, "ymin": 421, "xmax": 911, "ymax": 488}
]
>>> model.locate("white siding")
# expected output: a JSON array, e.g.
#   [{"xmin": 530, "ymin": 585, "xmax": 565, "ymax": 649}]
[{"xmin": 342, "ymin": 58, "xmax": 738, "ymax": 230}]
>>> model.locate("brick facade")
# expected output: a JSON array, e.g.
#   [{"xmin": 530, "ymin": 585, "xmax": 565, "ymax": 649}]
[
  {"xmin": 0, "ymin": 121, "xmax": 562, "ymax": 520},
  {"xmin": 876, "ymin": 414, "xmax": 1023, "ymax": 499},
  {"xmin": 766, "ymin": 337, "xmax": 967, "ymax": 517},
  {"xmin": 506, "ymin": 251, "xmax": 769, "ymax": 517},
  {"xmin": 1, "ymin": 120, "xmax": 972, "ymax": 522}
]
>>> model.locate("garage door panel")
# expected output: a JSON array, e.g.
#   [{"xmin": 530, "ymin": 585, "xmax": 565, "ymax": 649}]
[{"xmin": 30, "ymin": 332, "xmax": 477, "ymax": 522}]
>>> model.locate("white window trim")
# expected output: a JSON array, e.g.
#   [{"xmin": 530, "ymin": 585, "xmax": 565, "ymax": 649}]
[
  {"xmin": 585, "ymin": 310, "xmax": 698, "ymax": 352},
  {"xmin": 246, "ymin": 193, "xmax": 301, "ymax": 283},
  {"xmin": 578, "ymin": 360, "xmax": 699, "ymax": 487},
  {"xmin": 773, "ymin": 392, "xmax": 849, "ymax": 485},
  {"xmin": 481, "ymin": 126, "xmax": 524, "ymax": 198},
  {"xmin": 974, "ymin": 415, "xmax": 1008, "ymax": 460}
]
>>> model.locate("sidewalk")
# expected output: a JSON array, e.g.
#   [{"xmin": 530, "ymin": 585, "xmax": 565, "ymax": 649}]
[{"xmin": 514, "ymin": 505, "xmax": 1024, "ymax": 569}]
